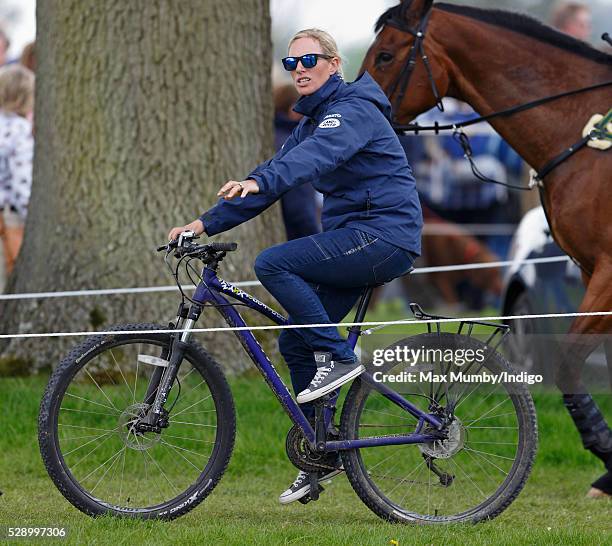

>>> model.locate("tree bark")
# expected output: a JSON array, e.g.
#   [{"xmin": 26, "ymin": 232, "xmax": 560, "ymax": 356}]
[{"xmin": 0, "ymin": 0, "xmax": 280, "ymax": 374}]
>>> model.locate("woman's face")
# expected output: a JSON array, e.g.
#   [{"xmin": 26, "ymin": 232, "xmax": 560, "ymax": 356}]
[{"xmin": 288, "ymin": 37, "xmax": 339, "ymax": 96}]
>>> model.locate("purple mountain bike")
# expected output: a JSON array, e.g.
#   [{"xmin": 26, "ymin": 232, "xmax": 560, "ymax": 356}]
[{"xmin": 39, "ymin": 235, "xmax": 537, "ymax": 523}]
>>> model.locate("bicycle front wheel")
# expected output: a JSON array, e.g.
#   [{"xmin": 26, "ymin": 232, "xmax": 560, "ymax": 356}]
[
  {"xmin": 39, "ymin": 323, "xmax": 235, "ymax": 519},
  {"xmin": 340, "ymin": 333, "xmax": 537, "ymax": 524}
]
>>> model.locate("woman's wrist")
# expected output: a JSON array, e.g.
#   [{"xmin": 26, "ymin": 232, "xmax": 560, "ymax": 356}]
[{"xmin": 191, "ymin": 219, "xmax": 205, "ymax": 235}]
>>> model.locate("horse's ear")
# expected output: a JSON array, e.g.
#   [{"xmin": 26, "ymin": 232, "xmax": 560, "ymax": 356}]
[{"xmin": 400, "ymin": 0, "xmax": 434, "ymax": 24}]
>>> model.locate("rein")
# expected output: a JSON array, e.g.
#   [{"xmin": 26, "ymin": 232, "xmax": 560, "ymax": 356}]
[{"xmin": 385, "ymin": 8, "xmax": 612, "ymax": 190}]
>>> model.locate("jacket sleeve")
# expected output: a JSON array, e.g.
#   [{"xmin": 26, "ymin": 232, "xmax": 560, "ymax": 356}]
[
  {"xmin": 199, "ymin": 124, "xmax": 301, "ymax": 236},
  {"xmin": 252, "ymin": 101, "xmax": 375, "ymax": 195}
]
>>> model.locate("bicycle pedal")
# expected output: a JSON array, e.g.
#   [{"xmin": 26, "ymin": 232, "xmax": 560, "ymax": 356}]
[
  {"xmin": 308, "ymin": 472, "xmax": 324, "ymax": 501},
  {"xmin": 298, "ymin": 494, "xmax": 311, "ymax": 505}
]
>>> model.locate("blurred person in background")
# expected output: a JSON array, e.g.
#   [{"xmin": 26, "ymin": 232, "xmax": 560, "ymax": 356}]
[
  {"xmin": 411, "ymin": 99, "xmax": 523, "ymax": 309},
  {"xmin": 0, "ymin": 64, "xmax": 34, "ymax": 276},
  {"xmin": 549, "ymin": 1, "xmax": 593, "ymax": 41},
  {"xmin": 0, "ymin": 26, "xmax": 10, "ymax": 66},
  {"xmin": 19, "ymin": 41, "xmax": 35, "ymax": 73},
  {"xmin": 274, "ymin": 83, "xmax": 321, "ymax": 240}
]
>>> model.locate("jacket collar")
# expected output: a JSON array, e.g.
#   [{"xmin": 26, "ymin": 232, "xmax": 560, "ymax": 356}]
[{"xmin": 293, "ymin": 73, "xmax": 344, "ymax": 118}]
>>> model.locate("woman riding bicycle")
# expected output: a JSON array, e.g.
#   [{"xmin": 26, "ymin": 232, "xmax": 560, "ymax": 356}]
[{"xmin": 169, "ymin": 28, "xmax": 423, "ymax": 504}]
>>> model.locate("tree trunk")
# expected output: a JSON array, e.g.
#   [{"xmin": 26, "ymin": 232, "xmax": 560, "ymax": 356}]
[{"xmin": 0, "ymin": 0, "xmax": 280, "ymax": 375}]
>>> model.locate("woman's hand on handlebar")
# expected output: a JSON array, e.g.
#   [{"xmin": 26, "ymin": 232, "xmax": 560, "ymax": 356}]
[
  {"xmin": 217, "ymin": 179, "xmax": 259, "ymax": 200},
  {"xmin": 168, "ymin": 219, "xmax": 205, "ymax": 242}
]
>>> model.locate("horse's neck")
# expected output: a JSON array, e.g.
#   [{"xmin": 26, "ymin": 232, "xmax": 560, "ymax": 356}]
[{"xmin": 438, "ymin": 16, "xmax": 611, "ymax": 170}]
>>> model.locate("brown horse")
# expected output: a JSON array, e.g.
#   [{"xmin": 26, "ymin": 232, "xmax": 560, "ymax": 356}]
[{"xmin": 361, "ymin": 0, "xmax": 612, "ymax": 496}]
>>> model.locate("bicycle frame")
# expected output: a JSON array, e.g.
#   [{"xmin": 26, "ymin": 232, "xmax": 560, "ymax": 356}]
[{"xmin": 186, "ymin": 266, "xmax": 444, "ymax": 451}]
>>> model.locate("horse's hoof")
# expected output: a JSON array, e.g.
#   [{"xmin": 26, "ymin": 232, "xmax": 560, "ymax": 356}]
[{"xmin": 586, "ymin": 487, "xmax": 611, "ymax": 498}]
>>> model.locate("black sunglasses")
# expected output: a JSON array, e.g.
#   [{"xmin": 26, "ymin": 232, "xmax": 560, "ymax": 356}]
[{"xmin": 281, "ymin": 53, "xmax": 333, "ymax": 71}]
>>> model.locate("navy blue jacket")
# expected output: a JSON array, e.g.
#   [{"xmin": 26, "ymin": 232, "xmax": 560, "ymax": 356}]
[{"xmin": 200, "ymin": 72, "xmax": 423, "ymax": 254}]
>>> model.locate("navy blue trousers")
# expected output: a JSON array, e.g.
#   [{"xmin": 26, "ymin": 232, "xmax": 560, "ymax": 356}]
[{"xmin": 254, "ymin": 228, "xmax": 415, "ymax": 417}]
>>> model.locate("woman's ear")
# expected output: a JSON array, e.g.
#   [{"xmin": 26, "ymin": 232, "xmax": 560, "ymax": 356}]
[{"xmin": 329, "ymin": 56, "xmax": 340, "ymax": 75}]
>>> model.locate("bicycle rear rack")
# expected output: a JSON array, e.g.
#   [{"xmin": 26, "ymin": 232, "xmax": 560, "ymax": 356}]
[{"xmin": 408, "ymin": 302, "xmax": 510, "ymax": 353}]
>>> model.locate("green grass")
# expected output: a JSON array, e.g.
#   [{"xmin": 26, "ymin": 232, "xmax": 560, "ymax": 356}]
[{"xmin": 0, "ymin": 371, "xmax": 610, "ymax": 546}]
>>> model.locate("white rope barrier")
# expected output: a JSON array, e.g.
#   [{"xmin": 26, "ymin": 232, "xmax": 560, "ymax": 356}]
[
  {"xmin": 0, "ymin": 255, "xmax": 570, "ymax": 302},
  {"xmin": 1, "ymin": 310, "xmax": 610, "ymax": 341}
]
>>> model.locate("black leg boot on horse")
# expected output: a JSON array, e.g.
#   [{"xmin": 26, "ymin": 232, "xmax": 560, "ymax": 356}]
[
  {"xmin": 563, "ymin": 393, "xmax": 612, "ymax": 497},
  {"xmin": 556, "ymin": 333, "xmax": 612, "ymax": 498}
]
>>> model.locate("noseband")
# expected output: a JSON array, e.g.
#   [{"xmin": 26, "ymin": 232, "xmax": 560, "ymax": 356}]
[{"xmin": 384, "ymin": 6, "xmax": 444, "ymax": 121}]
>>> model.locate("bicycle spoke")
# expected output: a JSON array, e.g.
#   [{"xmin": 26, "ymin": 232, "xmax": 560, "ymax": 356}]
[
  {"xmin": 463, "ymin": 411, "xmax": 516, "ymax": 426},
  {"xmin": 64, "ymin": 393, "xmax": 120, "ymax": 414},
  {"xmin": 163, "ymin": 433, "xmax": 215, "ymax": 444},
  {"xmin": 171, "ymin": 394, "xmax": 213, "ymax": 418},
  {"xmin": 80, "ymin": 445, "xmax": 125, "ymax": 484},
  {"xmin": 462, "ymin": 397, "xmax": 511, "ymax": 426},
  {"xmin": 463, "ymin": 445, "xmax": 497, "ymax": 487},
  {"xmin": 467, "ymin": 426, "xmax": 518, "ymax": 430},
  {"xmin": 161, "ymin": 440, "xmax": 210, "ymax": 460},
  {"xmin": 143, "ymin": 448, "xmax": 180, "ymax": 495},
  {"xmin": 386, "ymin": 458, "xmax": 426, "ymax": 497},
  {"xmin": 463, "ymin": 447, "xmax": 510, "ymax": 475},
  {"xmin": 62, "ymin": 430, "xmax": 114, "ymax": 457},
  {"xmin": 109, "ymin": 348, "xmax": 135, "ymax": 403},
  {"xmin": 160, "ymin": 441, "xmax": 203, "ymax": 472},
  {"xmin": 449, "ymin": 457, "xmax": 487, "ymax": 500},
  {"xmin": 69, "ymin": 431, "xmax": 117, "ymax": 470},
  {"xmin": 61, "ymin": 407, "xmax": 118, "ymax": 418},
  {"xmin": 463, "ymin": 446, "xmax": 515, "ymax": 462},
  {"xmin": 133, "ymin": 348, "xmax": 139, "ymax": 406},
  {"xmin": 59, "ymin": 423, "xmax": 118, "ymax": 433},
  {"xmin": 170, "ymin": 420, "xmax": 216, "ymax": 428},
  {"xmin": 362, "ymin": 407, "xmax": 417, "ymax": 422},
  {"xmin": 118, "ymin": 443, "xmax": 127, "ymax": 504},
  {"xmin": 83, "ymin": 368, "xmax": 121, "ymax": 413},
  {"xmin": 366, "ymin": 447, "xmax": 404, "ymax": 472},
  {"xmin": 90, "ymin": 446, "xmax": 125, "ymax": 494}
]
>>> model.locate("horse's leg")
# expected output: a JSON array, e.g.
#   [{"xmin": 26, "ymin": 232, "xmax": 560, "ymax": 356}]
[{"xmin": 556, "ymin": 262, "xmax": 612, "ymax": 496}]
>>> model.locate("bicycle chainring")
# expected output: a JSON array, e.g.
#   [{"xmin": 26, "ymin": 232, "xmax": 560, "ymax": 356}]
[{"xmin": 285, "ymin": 424, "xmax": 340, "ymax": 473}]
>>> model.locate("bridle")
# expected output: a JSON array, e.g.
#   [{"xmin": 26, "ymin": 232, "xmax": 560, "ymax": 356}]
[
  {"xmin": 381, "ymin": 5, "xmax": 612, "ymax": 190},
  {"xmin": 384, "ymin": 7, "xmax": 444, "ymax": 119}
]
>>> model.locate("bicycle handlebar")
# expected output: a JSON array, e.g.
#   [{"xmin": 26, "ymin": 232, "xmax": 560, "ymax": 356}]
[
  {"xmin": 156, "ymin": 233, "xmax": 238, "ymax": 259},
  {"xmin": 208, "ymin": 242, "xmax": 238, "ymax": 252}
]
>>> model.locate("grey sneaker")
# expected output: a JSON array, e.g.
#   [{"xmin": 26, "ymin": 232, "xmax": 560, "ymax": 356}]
[
  {"xmin": 296, "ymin": 352, "xmax": 364, "ymax": 404},
  {"xmin": 279, "ymin": 467, "xmax": 344, "ymax": 504}
]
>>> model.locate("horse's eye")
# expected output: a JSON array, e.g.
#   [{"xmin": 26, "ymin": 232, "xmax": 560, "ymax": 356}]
[{"xmin": 376, "ymin": 51, "xmax": 394, "ymax": 65}]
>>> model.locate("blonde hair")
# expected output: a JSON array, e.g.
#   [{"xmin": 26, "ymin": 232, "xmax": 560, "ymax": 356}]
[
  {"xmin": 288, "ymin": 28, "xmax": 344, "ymax": 78},
  {"xmin": 0, "ymin": 64, "xmax": 34, "ymax": 117},
  {"xmin": 550, "ymin": 1, "xmax": 589, "ymax": 30}
]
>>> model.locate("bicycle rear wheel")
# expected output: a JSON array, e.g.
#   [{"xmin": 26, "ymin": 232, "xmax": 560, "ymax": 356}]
[
  {"xmin": 340, "ymin": 333, "xmax": 537, "ymax": 524},
  {"xmin": 39, "ymin": 323, "xmax": 235, "ymax": 519}
]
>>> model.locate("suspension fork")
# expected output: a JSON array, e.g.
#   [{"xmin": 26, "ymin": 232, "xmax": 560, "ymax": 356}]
[{"xmin": 140, "ymin": 304, "xmax": 202, "ymax": 428}]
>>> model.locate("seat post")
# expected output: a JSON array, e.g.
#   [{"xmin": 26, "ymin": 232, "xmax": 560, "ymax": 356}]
[
  {"xmin": 354, "ymin": 287, "xmax": 374, "ymax": 324},
  {"xmin": 347, "ymin": 287, "xmax": 375, "ymax": 343}
]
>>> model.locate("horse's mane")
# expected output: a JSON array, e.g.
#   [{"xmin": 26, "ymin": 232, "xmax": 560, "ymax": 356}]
[{"xmin": 376, "ymin": 2, "xmax": 612, "ymax": 66}]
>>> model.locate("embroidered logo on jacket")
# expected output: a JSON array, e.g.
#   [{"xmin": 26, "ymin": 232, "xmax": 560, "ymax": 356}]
[{"xmin": 318, "ymin": 118, "xmax": 341, "ymax": 129}]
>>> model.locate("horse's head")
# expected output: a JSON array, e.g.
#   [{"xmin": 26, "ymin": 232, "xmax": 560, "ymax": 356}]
[{"xmin": 361, "ymin": 0, "xmax": 452, "ymax": 124}]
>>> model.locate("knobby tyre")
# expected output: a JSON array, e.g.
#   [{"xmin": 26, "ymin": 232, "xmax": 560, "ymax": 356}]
[
  {"xmin": 340, "ymin": 333, "xmax": 537, "ymax": 524},
  {"xmin": 38, "ymin": 323, "xmax": 236, "ymax": 520}
]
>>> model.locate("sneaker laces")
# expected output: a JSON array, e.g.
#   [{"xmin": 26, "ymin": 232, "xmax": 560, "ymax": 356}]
[
  {"xmin": 291, "ymin": 471, "xmax": 308, "ymax": 488},
  {"xmin": 310, "ymin": 366, "xmax": 333, "ymax": 387}
]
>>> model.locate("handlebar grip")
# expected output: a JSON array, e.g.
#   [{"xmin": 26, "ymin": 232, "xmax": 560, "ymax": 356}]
[{"xmin": 210, "ymin": 242, "xmax": 238, "ymax": 252}]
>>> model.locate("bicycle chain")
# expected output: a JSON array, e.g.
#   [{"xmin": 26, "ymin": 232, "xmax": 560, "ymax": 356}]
[{"xmin": 285, "ymin": 424, "xmax": 341, "ymax": 473}]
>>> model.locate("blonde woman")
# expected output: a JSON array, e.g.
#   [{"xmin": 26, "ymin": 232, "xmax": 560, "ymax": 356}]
[
  {"xmin": 169, "ymin": 29, "xmax": 423, "ymax": 503},
  {"xmin": 0, "ymin": 64, "xmax": 34, "ymax": 276}
]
